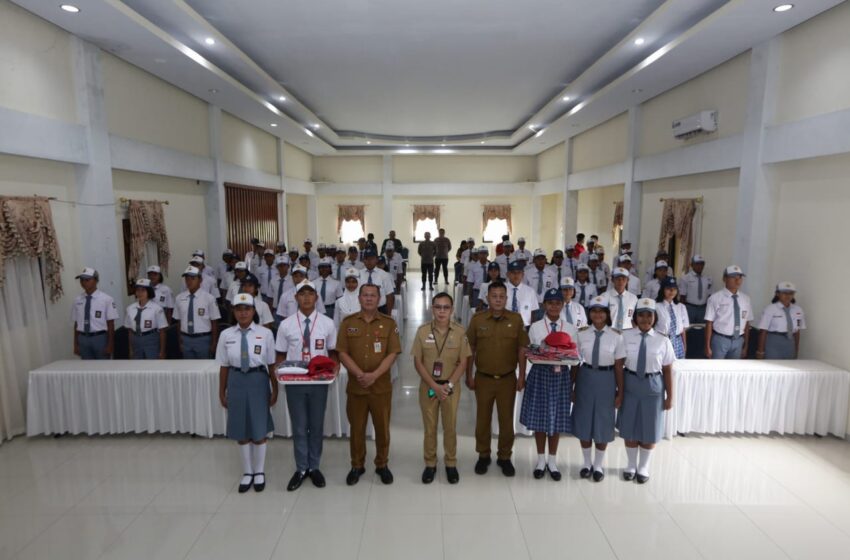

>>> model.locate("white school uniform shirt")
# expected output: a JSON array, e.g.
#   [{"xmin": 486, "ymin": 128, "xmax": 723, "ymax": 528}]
[
  {"xmin": 644, "ymin": 266, "xmax": 674, "ymax": 285},
  {"xmin": 622, "ymin": 328, "xmax": 676, "ymax": 373},
  {"xmin": 561, "ymin": 257, "xmax": 580, "ymax": 279},
  {"xmin": 245, "ymin": 252, "xmax": 262, "ymax": 273},
  {"xmin": 124, "ymin": 301, "xmax": 168, "ymax": 333},
  {"xmin": 679, "ymin": 271, "xmax": 713, "ymax": 306},
  {"xmin": 385, "ymin": 253, "xmax": 404, "ymax": 279},
  {"xmin": 467, "ymin": 261, "xmax": 487, "ymax": 289},
  {"xmin": 334, "ymin": 289, "xmax": 361, "ymax": 328},
  {"xmin": 305, "ymin": 250, "xmax": 320, "ymax": 270},
  {"xmin": 560, "ymin": 301, "xmax": 588, "ymax": 329},
  {"xmin": 757, "ymin": 302, "xmax": 806, "ymax": 334},
  {"xmin": 271, "ymin": 275, "xmax": 295, "ymax": 310},
  {"xmin": 587, "ymin": 266, "xmax": 608, "ymax": 292},
  {"xmin": 276, "ymin": 288, "xmax": 326, "ymax": 319},
  {"xmin": 215, "ymin": 262, "xmax": 230, "ymax": 284},
  {"xmin": 315, "ymin": 276, "xmax": 342, "ymax": 304},
  {"xmin": 215, "ymin": 323, "xmax": 275, "ymax": 368},
  {"xmin": 344, "ymin": 258, "xmax": 365, "ymax": 271},
  {"xmin": 494, "ymin": 254, "xmax": 511, "ymax": 279},
  {"xmin": 219, "ymin": 269, "xmax": 235, "ymax": 293},
  {"xmin": 173, "ymin": 289, "xmax": 221, "ymax": 334},
  {"xmin": 704, "ymin": 289, "xmax": 752, "ymax": 337},
  {"xmin": 655, "ymin": 300, "xmax": 690, "ymax": 337},
  {"xmin": 505, "ymin": 281, "xmax": 539, "ymax": 327},
  {"xmin": 598, "ymin": 261, "xmax": 611, "ymax": 279},
  {"xmin": 226, "ymin": 280, "xmax": 244, "ymax": 303},
  {"xmin": 200, "ymin": 273, "xmax": 219, "ymax": 298},
  {"xmin": 626, "ymin": 273, "xmax": 641, "ymax": 296},
  {"xmin": 254, "ymin": 299, "xmax": 275, "ymax": 326},
  {"xmin": 202, "ymin": 265, "xmax": 217, "ymax": 283},
  {"xmin": 153, "ymin": 283, "xmax": 174, "ymax": 309},
  {"xmin": 529, "ymin": 316, "xmax": 579, "ymax": 347},
  {"xmin": 513, "ymin": 248, "xmax": 533, "ymax": 263},
  {"xmin": 357, "ymin": 267, "xmax": 395, "ymax": 307},
  {"xmin": 573, "ymin": 281, "xmax": 598, "ymax": 308},
  {"xmin": 477, "ymin": 280, "xmax": 501, "ymax": 305},
  {"xmin": 71, "ymin": 289, "xmax": 119, "ymax": 332},
  {"xmin": 275, "ymin": 309, "xmax": 337, "ymax": 358},
  {"xmin": 598, "ymin": 289, "xmax": 639, "ymax": 330},
  {"xmin": 642, "ymin": 278, "xmax": 664, "ymax": 301},
  {"xmin": 523, "ymin": 265, "xmax": 559, "ymax": 302},
  {"xmin": 460, "ymin": 248, "xmax": 472, "ymax": 267},
  {"xmin": 257, "ymin": 262, "xmax": 279, "ymax": 298},
  {"xmin": 576, "ymin": 326, "xmax": 626, "ymax": 367}
]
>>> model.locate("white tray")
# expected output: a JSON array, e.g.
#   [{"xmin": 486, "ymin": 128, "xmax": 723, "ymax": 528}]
[
  {"xmin": 276, "ymin": 377, "xmax": 336, "ymax": 386},
  {"xmin": 528, "ymin": 357, "xmax": 581, "ymax": 366}
]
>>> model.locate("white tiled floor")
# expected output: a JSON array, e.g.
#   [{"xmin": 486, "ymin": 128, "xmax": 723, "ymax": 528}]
[{"xmin": 3, "ymin": 277, "xmax": 850, "ymax": 559}]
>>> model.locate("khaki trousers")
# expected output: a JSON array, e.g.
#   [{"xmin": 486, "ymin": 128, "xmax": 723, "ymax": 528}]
[
  {"xmin": 347, "ymin": 391, "xmax": 392, "ymax": 468},
  {"xmin": 418, "ymin": 382, "xmax": 461, "ymax": 467},
  {"xmin": 474, "ymin": 373, "xmax": 517, "ymax": 460}
]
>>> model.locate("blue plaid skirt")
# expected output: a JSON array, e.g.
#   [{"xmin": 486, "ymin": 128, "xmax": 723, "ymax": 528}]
[{"xmin": 520, "ymin": 363, "xmax": 572, "ymax": 434}]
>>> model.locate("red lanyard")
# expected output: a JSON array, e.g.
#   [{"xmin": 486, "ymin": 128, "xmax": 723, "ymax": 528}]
[{"xmin": 296, "ymin": 311, "xmax": 318, "ymax": 347}]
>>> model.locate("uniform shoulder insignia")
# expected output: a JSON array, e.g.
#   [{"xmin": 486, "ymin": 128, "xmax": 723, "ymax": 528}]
[{"xmin": 578, "ymin": 326, "xmax": 590, "ymax": 331}]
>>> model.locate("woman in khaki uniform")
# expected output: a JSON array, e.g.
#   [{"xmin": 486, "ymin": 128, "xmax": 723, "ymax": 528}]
[{"xmin": 412, "ymin": 292, "xmax": 471, "ymax": 485}]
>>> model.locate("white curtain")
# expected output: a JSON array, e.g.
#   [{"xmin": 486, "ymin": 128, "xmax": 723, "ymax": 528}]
[{"xmin": 0, "ymin": 258, "xmax": 53, "ymax": 443}]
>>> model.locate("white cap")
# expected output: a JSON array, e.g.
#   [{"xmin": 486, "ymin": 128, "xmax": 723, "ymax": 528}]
[
  {"xmin": 384, "ymin": 241, "xmax": 395, "ymax": 251},
  {"xmin": 724, "ymin": 265, "xmax": 745, "ymax": 277},
  {"xmin": 635, "ymin": 298, "xmax": 656, "ymax": 312},
  {"xmin": 655, "ymin": 260, "xmax": 668, "ymax": 269},
  {"xmin": 304, "ymin": 238, "xmax": 313, "ymax": 244},
  {"xmin": 263, "ymin": 249, "xmax": 275, "ymax": 256},
  {"xmin": 467, "ymin": 237, "xmax": 474, "ymax": 242},
  {"xmin": 190, "ymin": 255, "xmax": 204, "ymax": 265},
  {"xmin": 234, "ymin": 261, "xmax": 248, "ymax": 270},
  {"xmin": 276, "ymin": 241, "xmax": 286, "ymax": 247},
  {"xmin": 146, "ymin": 265, "xmax": 162, "ymax": 274},
  {"xmin": 470, "ymin": 246, "xmax": 479, "ymax": 253},
  {"xmin": 295, "ymin": 280, "xmax": 316, "ymax": 293},
  {"xmin": 618, "ymin": 254, "xmax": 632, "ymax": 263},
  {"xmin": 318, "ymin": 243, "xmax": 326, "ymax": 249},
  {"xmin": 134, "ymin": 278, "xmax": 152, "ymax": 288},
  {"xmin": 345, "ymin": 267, "xmax": 360, "ymax": 279},
  {"xmin": 182, "ymin": 266, "xmax": 201, "ymax": 277},
  {"xmin": 232, "ymin": 293, "xmax": 254, "ymax": 307},
  {"xmin": 612, "ymin": 267, "xmax": 629, "ymax": 278},
  {"xmin": 621, "ymin": 239, "xmax": 632, "ymax": 246},
  {"xmin": 691, "ymin": 254, "xmax": 705, "ymax": 263},
  {"xmin": 318, "ymin": 258, "xmax": 333, "ymax": 267},
  {"xmin": 776, "ymin": 281, "xmax": 796, "ymax": 292},
  {"xmin": 223, "ymin": 248, "xmax": 234, "ymax": 255},
  {"xmin": 477, "ymin": 245, "xmax": 488, "ymax": 253},
  {"xmin": 559, "ymin": 277, "xmax": 575, "ymax": 288},
  {"xmin": 518, "ymin": 237, "xmax": 526, "ymax": 243},
  {"xmin": 274, "ymin": 255, "xmax": 290, "ymax": 266},
  {"xmin": 291, "ymin": 264, "xmax": 308, "ymax": 275},
  {"xmin": 192, "ymin": 249, "xmax": 205, "ymax": 257},
  {"xmin": 577, "ymin": 264, "xmax": 590, "ymax": 272},
  {"xmin": 502, "ymin": 241, "xmax": 513, "ymax": 248},
  {"xmin": 533, "ymin": 248, "xmax": 546, "ymax": 257},
  {"xmin": 588, "ymin": 253, "xmax": 599, "ymax": 261}
]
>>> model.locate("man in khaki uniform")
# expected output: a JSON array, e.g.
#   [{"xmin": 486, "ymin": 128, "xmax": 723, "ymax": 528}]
[
  {"xmin": 337, "ymin": 283, "xmax": 402, "ymax": 485},
  {"xmin": 412, "ymin": 292, "xmax": 471, "ymax": 485},
  {"xmin": 466, "ymin": 281, "xmax": 529, "ymax": 477}
]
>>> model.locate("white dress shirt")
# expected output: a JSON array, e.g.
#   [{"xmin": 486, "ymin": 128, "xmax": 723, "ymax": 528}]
[
  {"xmin": 124, "ymin": 301, "xmax": 168, "ymax": 333},
  {"xmin": 494, "ymin": 254, "xmax": 511, "ymax": 279},
  {"xmin": 254, "ymin": 299, "xmax": 275, "ymax": 326},
  {"xmin": 200, "ymin": 274, "xmax": 219, "ymax": 298},
  {"xmin": 215, "ymin": 323, "xmax": 275, "ymax": 368},
  {"xmin": 576, "ymin": 326, "xmax": 626, "ymax": 366},
  {"xmin": 275, "ymin": 309, "xmax": 337, "ymax": 358},
  {"xmin": 276, "ymin": 288, "xmax": 326, "ymax": 319},
  {"xmin": 505, "ymin": 281, "xmax": 539, "ymax": 326},
  {"xmin": 173, "ymin": 289, "xmax": 221, "ymax": 334},
  {"xmin": 71, "ymin": 289, "xmax": 119, "ymax": 332},
  {"xmin": 626, "ymin": 274, "xmax": 641, "ymax": 296},
  {"xmin": 623, "ymin": 328, "xmax": 676, "ymax": 373},
  {"xmin": 316, "ymin": 277, "xmax": 342, "ymax": 304},
  {"xmin": 357, "ymin": 267, "xmax": 395, "ymax": 307},
  {"xmin": 513, "ymin": 248, "xmax": 533, "ymax": 263},
  {"xmin": 523, "ymin": 265, "xmax": 559, "ymax": 302},
  {"xmin": 679, "ymin": 271, "xmax": 713, "ymax": 306},
  {"xmin": 153, "ymin": 283, "xmax": 174, "ymax": 309},
  {"xmin": 655, "ymin": 300, "xmax": 690, "ymax": 337},
  {"xmin": 598, "ymin": 289, "xmax": 639, "ymax": 330},
  {"xmin": 466, "ymin": 261, "xmax": 487, "ymax": 289},
  {"xmin": 257, "ymin": 262, "xmax": 279, "ymax": 298},
  {"xmin": 704, "ymin": 289, "xmax": 753, "ymax": 337},
  {"xmin": 529, "ymin": 316, "xmax": 579, "ymax": 347},
  {"xmin": 573, "ymin": 281, "xmax": 598, "ymax": 308},
  {"xmin": 334, "ymin": 290, "xmax": 361, "ymax": 327},
  {"xmin": 587, "ymin": 266, "xmax": 608, "ymax": 292},
  {"xmin": 642, "ymin": 278, "xmax": 663, "ymax": 301},
  {"xmin": 561, "ymin": 258, "xmax": 581, "ymax": 279},
  {"xmin": 271, "ymin": 274, "xmax": 295, "ymax": 310},
  {"xmin": 386, "ymin": 253, "xmax": 404, "ymax": 280},
  {"xmin": 560, "ymin": 301, "xmax": 588, "ymax": 329},
  {"xmin": 757, "ymin": 302, "xmax": 806, "ymax": 334}
]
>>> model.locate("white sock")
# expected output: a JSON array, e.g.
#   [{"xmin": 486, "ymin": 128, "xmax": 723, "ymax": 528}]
[
  {"xmin": 592, "ymin": 449, "xmax": 606, "ymax": 472},
  {"xmin": 252, "ymin": 443, "xmax": 267, "ymax": 485},
  {"xmin": 581, "ymin": 447, "xmax": 592, "ymax": 469},
  {"xmin": 535, "ymin": 453, "xmax": 546, "ymax": 471},
  {"xmin": 547, "ymin": 454, "xmax": 559, "ymax": 472},
  {"xmin": 625, "ymin": 447, "xmax": 638, "ymax": 473},
  {"xmin": 239, "ymin": 444, "xmax": 252, "ymax": 485},
  {"xmin": 637, "ymin": 447, "xmax": 652, "ymax": 477}
]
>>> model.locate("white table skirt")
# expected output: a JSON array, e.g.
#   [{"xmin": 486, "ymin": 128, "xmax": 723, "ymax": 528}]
[{"xmin": 27, "ymin": 360, "xmax": 374, "ymax": 439}]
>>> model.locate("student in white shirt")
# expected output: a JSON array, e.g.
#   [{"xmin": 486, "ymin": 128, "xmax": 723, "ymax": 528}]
[
  {"xmin": 641, "ymin": 260, "xmax": 670, "ymax": 301},
  {"xmin": 316, "ymin": 260, "xmax": 342, "ymax": 320},
  {"xmin": 173, "ymin": 266, "xmax": 221, "ymax": 359},
  {"xmin": 617, "ymin": 298, "xmax": 675, "ymax": 484},
  {"xmin": 466, "ymin": 248, "xmax": 489, "ymax": 304},
  {"xmin": 477, "ymin": 262, "xmax": 503, "ymax": 312},
  {"xmin": 257, "ymin": 250, "xmax": 279, "ymax": 304},
  {"xmin": 505, "ymin": 260, "xmax": 539, "ymax": 327},
  {"xmin": 494, "ymin": 242, "xmax": 513, "ymax": 279},
  {"xmin": 344, "ymin": 246, "xmax": 365, "ymax": 272},
  {"xmin": 189, "ymin": 256, "xmax": 219, "ymax": 299},
  {"xmin": 756, "ymin": 282, "xmax": 806, "ymax": 360},
  {"xmin": 216, "ymin": 293, "xmax": 277, "ymax": 493},
  {"xmin": 524, "ymin": 249, "xmax": 559, "ymax": 308},
  {"xmin": 277, "ymin": 266, "xmax": 326, "ymax": 319},
  {"xmin": 244, "ymin": 238, "xmax": 265, "ymax": 273},
  {"xmin": 383, "ymin": 244, "xmax": 404, "ymax": 293},
  {"xmin": 654, "ymin": 277, "xmax": 689, "ymax": 359},
  {"xmin": 704, "ymin": 265, "xmax": 752, "ymax": 359},
  {"xmin": 334, "ymin": 268, "xmax": 362, "ymax": 327},
  {"xmin": 358, "ymin": 249, "xmax": 395, "ymax": 315},
  {"xmin": 599, "ymin": 268, "xmax": 639, "ymax": 331},
  {"xmin": 513, "ymin": 237, "xmax": 533, "ymax": 266},
  {"xmin": 586, "ymin": 254, "xmax": 608, "ymax": 294},
  {"xmin": 125, "ymin": 278, "xmax": 168, "ymax": 359},
  {"xmin": 559, "ymin": 278, "xmax": 588, "ymax": 328},
  {"xmin": 573, "ymin": 265, "xmax": 598, "ymax": 308},
  {"xmin": 298, "ymin": 254, "xmax": 319, "ymax": 280},
  {"xmin": 72, "ymin": 267, "xmax": 119, "ymax": 360},
  {"xmin": 563, "ymin": 247, "xmax": 580, "ymax": 279},
  {"xmin": 679, "ymin": 255, "xmax": 713, "ymax": 323},
  {"xmin": 226, "ymin": 262, "xmax": 250, "ymax": 303},
  {"xmin": 147, "ymin": 265, "xmax": 174, "ymax": 322},
  {"xmin": 275, "ymin": 281, "xmax": 339, "ymax": 491},
  {"xmin": 271, "ymin": 256, "xmax": 293, "ymax": 324},
  {"xmin": 236, "ymin": 274, "xmax": 275, "ymax": 328},
  {"xmin": 615, "ymin": 255, "xmax": 642, "ymax": 296}
]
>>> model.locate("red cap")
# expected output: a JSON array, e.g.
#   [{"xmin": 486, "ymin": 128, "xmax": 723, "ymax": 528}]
[
  {"xmin": 307, "ymin": 355, "xmax": 336, "ymax": 377},
  {"xmin": 544, "ymin": 331, "xmax": 576, "ymax": 350}
]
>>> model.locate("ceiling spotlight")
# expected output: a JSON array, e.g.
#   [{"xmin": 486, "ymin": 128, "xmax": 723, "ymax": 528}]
[
  {"xmin": 634, "ymin": 37, "xmax": 645, "ymax": 46},
  {"xmin": 366, "ymin": 140, "xmax": 371, "ymax": 145},
  {"xmin": 60, "ymin": 4, "xmax": 80, "ymax": 13},
  {"xmin": 480, "ymin": 140, "xmax": 486, "ymax": 145},
  {"xmin": 773, "ymin": 4, "xmax": 793, "ymax": 12},
  {"xmin": 312, "ymin": 124, "xmax": 320, "ymax": 130},
  {"xmin": 208, "ymin": 88, "xmax": 218, "ymax": 94},
  {"xmin": 204, "ymin": 37, "xmax": 215, "ymax": 46},
  {"xmin": 562, "ymin": 95, "xmax": 571, "ymax": 102},
  {"xmin": 534, "ymin": 129, "xmax": 545, "ymax": 138},
  {"xmin": 270, "ymin": 123, "xmax": 278, "ymax": 127},
  {"xmin": 304, "ymin": 128, "xmax": 314, "ymax": 138},
  {"xmin": 278, "ymin": 95, "xmax": 286, "ymax": 102},
  {"xmin": 440, "ymin": 143, "xmax": 446, "ymax": 147}
]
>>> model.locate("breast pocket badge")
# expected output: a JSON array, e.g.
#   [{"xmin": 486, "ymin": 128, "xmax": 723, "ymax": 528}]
[{"xmin": 253, "ymin": 345, "xmax": 262, "ymax": 355}]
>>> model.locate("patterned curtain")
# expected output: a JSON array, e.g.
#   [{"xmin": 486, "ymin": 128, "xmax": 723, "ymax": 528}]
[
  {"xmin": 0, "ymin": 196, "xmax": 64, "ymax": 302},
  {"xmin": 127, "ymin": 200, "xmax": 170, "ymax": 281},
  {"xmin": 612, "ymin": 201, "xmax": 624, "ymax": 242},
  {"xmin": 337, "ymin": 205, "xmax": 365, "ymax": 233},
  {"xmin": 658, "ymin": 198, "xmax": 698, "ymax": 275},
  {"xmin": 412, "ymin": 205, "xmax": 441, "ymax": 227},
  {"xmin": 482, "ymin": 204, "xmax": 513, "ymax": 233}
]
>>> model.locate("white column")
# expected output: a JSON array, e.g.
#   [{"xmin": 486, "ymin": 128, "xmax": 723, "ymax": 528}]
[
  {"xmin": 562, "ymin": 139, "xmax": 578, "ymax": 249},
  {"xmin": 71, "ymin": 38, "xmax": 122, "ymax": 301},
  {"xmin": 622, "ymin": 106, "xmax": 642, "ymax": 265},
  {"xmin": 382, "ymin": 155, "xmax": 393, "ymax": 235},
  {"xmin": 277, "ymin": 138, "xmax": 288, "ymax": 246},
  {"xmin": 531, "ymin": 194, "xmax": 542, "ymax": 249},
  {"xmin": 733, "ymin": 39, "xmax": 781, "ymax": 307},
  {"xmin": 205, "ymin": 106, "xmax": 227, "ymax": 259}
]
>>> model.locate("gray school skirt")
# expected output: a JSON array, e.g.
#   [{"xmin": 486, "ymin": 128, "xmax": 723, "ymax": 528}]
[
  {"xmin": 572, "ymin": 365, "xmax": 617, "ymax": 443},
  {"xmin": 226, "ymin": 366, "xmax": 274, "ymax": 442},
  {"xmin": 617, "ymin": 371, "xmax": 664, "ymax": 443},
  {"xmin": 765, "ymin": 332, "xmax": 795, "ymax": 359}
]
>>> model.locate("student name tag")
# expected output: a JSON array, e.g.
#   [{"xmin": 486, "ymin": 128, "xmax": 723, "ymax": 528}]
[
  {"xmin": 95, "ymin": 311, "xmax": 102, "ymax": 319},
  {"xmin": 432, "ymin": 361, "xmax": 443, "ymax": 378},
  {"xmin": 373, "ymin": 341, "xmax": 382, "ymax": 353},
  {"xmin": 144, "ymin": 320, "xmax": 152, "ymax": 329},
  {"xmin": 315, "ymin": 339, "xmax": 325, "ymax": 350},
  {"xmin": 254, "ymin": 345, "xmax": 262, "ymax": 355}
]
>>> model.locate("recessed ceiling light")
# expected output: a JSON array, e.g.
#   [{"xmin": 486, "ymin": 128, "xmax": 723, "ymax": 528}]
[
  {"xmin": 440, "ymin": 143, "xmax": 446, "ymax": 147},
  {"xmin": 60, "ymin": 5, "xmax": 80, "ymax": 13},
  {"xmin": 480, "ymin": 140, "xmax": 486, "ymax": 145},
  {"xmin": 366, "ymin": 140, "xmax": 371, "ymax": 145},
  {"xmin": 278, "ymin": 95, "xmax": 286, "ymax": 102},
  {"xmin": 632, "ymin": 88, "xmax": 643, "ymax": 94},
  {"xmin": 534, "ymin": 129, "xmax": 545, "ymax": 138},
  {"xmin": 270, "ymin": 123, "xmax": 278, "ymax": 127},
  {"xmin": 208, "ymin": 88, "xmax": 218, "ymax": 94},
  {"xmin": 312, "ymin": 124, "xmax": 320, "ymax": 130},
  {"xmin": 634, "ymin": 37, "xmax": 645, "ymax": 46},
  {"xmin": 304, "ymin": 128, "xmax": 314, "ymax": 138},
  {"xmin": 204, "ymin": 37, "xmax": 215, "ymax": 46},
  {"xmin": 773, "ymin": 4, "xmax": 793, "ymax": 12},
  {"xmin": 562, "ymin": 95, "xmax": 571, "ymax": 102}
]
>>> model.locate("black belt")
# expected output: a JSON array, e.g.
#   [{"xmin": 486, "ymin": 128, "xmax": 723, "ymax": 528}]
[
  {"xmin": 626, "ymin": 369, "xmax": 661, "ymax": 377},
  {"xmin": 583, "ymin": 365, "xmax": 614, "ymax": 371},
  {"xmin": 713, "ymin": 332, "xmax": 740, "ymax": 340},
  {"xmin": 181, "ymin": 332, "xmax": 211, "ymax": 338},
  {"xmin": 78, "ymin": 331, "xmax": 106, "ymax": 337},
  {"xmin": 230, "ymin": 366, "xmax": 267, "ymax": 373},
  {"xmin": 134, "ymin": 330, "xmax": 158, "ymax": 337},
  {"xmin": 686, "ymin": 302, "xmax": 707, "ymax": 307},
  {"xmin": 768, "ymin": 331, "xmax": 793, "ymax": 336},
  {"xmin": 477, "ymin": 371, "xmax": 515, "ymax": 380}
]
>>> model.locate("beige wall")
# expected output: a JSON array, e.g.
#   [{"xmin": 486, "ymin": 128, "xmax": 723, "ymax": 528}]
[
  {"xmin": 0, "ymin": 0, "xmax": 77, "ymax": 122},
  {"xmin": 639, "ymin": 52, "xmax": 750, "ymax": 157},
  {"xmin": 313, "ymin": 156, "xmax": 383, "ymax": 183},
  {"xmin": 573, "ymin": 113, "xmax": 629, "ymax": 172},
  {"xmin": 393, "ymin": 156, "xmax": 536, "ymax": 183},
  {"xmin": 0, "ymin": 154, "xmax": 80, "ymax": 358},
  {"xmin": 220, "ymin": 111, "xmax": 278, "ymax": 175},
  {"xmin": 286, "ymin": 194, "xmax": 308, "ymax": 244},
  {"xmin": 537, "ymin": 143, "xmax": 567, "ymax": 181},
  {"xmin": 316, "ymin": 195, "xmax": 383, "ymax": 247},
  {"xmin": 539, "ymin": 193, "xmax": 559, "ymax": 253},
  {"xmin": 112, "ymin": 170, "xmax": 208, "ymax": 309},
  {"xmin": 576, "ymin": 185, "xmax": 624, "ymax": 258},
  {"xmin": 102, "ymin": 53, "xmax": 210, "ymax": 157},
  {"xmin": 639, "ymin": 170, "xmax": 739, "ymax": 281},
  {"xmin": 284, "ymin": 143, "xmax": 312, "ymax": 181},
  {"xmin": 774, "ymin": 1, "xmax": 850, "ymax": 125}
]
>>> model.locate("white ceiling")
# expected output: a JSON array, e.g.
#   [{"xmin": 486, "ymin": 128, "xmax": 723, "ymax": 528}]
[{"xmin": 12, "ymin": 0, "xmax": 846, "ymax": 155}]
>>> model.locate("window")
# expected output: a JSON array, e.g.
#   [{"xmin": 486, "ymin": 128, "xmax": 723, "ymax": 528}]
[
  {"xmin": 339, "ymin": 219, "xmax": 365, "ymax": 245},
  {"xmin": 483, "ymin": 218, "xmax": 510, "ymax": 243},
  {"xmin": 413, "ymin": 218, "xmax": 439, "ymax": 242}
]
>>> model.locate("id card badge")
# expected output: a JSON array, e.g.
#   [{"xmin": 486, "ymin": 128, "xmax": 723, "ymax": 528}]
[
  {"xmin": 301, "ymin": 350, "xmax": 311, "ymax": 362},
  {"xmin": 554, "ymin": 365, "xmax": 562, "ymax": 373},
  {"xmin": 373, "ymin": 341, "xmax": 382, "ymax": 353},
  {"xmin": 432, "ymin": 361, "xmax": 443, "ymax": 378}
]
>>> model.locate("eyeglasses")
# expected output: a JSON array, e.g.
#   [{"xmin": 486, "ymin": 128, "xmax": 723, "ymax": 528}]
[{"xmin": 432, "ymin": 304, "xmax": 452, "ymax": 311}]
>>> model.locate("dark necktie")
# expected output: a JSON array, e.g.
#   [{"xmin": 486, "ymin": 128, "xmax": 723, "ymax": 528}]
[
  {"xmin": 537, "ymin": 272, "xmax": 543, "ymax": 295},
  {"xmin": 187, "ymin": 293, "xmax": 195, "ymax": 334},
  {"xmin": 303, "ymin": 316, "xmax": 311, "ymax": 351},
  {"xmin": 240, "ymin": 328, "xmax": 249, "ymax": 372},
  {"xmin": 268, "ymin": 265, "xmax": 273, "ymax": 291},
  {"xmin": 84, "ymin": 295, "xmax": 92, "ymax": 333},
  {"xmin": 368, "ymin": 270, "xmax": 373, "ymax": 284},
  {"xmin": 336, "ymin": 265, "xmax": 342, "ymax": 280},
  {"xmin": 616, "ymin": 293, "xmax": 624, "ymax": 330},
  {"xmin": 321, "ymin": 279, "xmax": 327, "ymax": 302},
  {"xmin": 579, "ymin": 285, "xmax": 586, "ymax": 306},
  {"xmin": 277, "ymin": 276, "xmax": 285, "ymax": 304},
  {"xmin": 557, "ymin": 267, "xmax": 562, "ymax": 285},
  {"xmin": 512, "ymin": 287, "xmax": 518, "ymax": 312},
  {"xmin": 565, "ymin": 303, "xmax": 573, "ymax": 324},
  {"xmin": 732, "ymin": 294, "xmax": 740, "ymax": 335},
  {"xmin": 637, "ymin": 332, "xmax": 648, "ymax": 374},
  {"xmin": 784, "ymin": 306, "xmax": 793, "ymax": 340},
  {"xmin": 550, "ymin": 321, "xmax": 558, "ymax": 333},
  {"xmin": 592, "ymin": 330, "xmax": 602, "ymax": 368},
  {"xmin": 135, "ymin": 306, "xmax": 143, "ymax": 335},
  {"xmin": 697, "ymin": 273, "xmax": 703, "ymax": 301}
]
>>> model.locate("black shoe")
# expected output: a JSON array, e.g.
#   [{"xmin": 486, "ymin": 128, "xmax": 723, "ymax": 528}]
[
  {"xmin": 253, "ymin": 473, "xmax": 266, "ymax": 492},
  {"xmin": 421, "ymin": 286, "xmax": 426, "ymax": 291},
  {"xmin": 548, "ymin": 467, "xmax": 562, "ymax": 482},
  {"xmin": 496, "ymin": 459, "xmax": 515, "ymax": 477},
  {"xmin": 446, "ymin": 466, "xmax": 459, "ymax": 484},
  {"xmin": 287, "ymin": 471, "xmax": 307, "ymax": 492},
  {"xmin": 474, "ymin": 457, "xmax": 491, "ymax": 475},
  {"xmin": 592, "ymin": 470, "xmax": 605, "ymax": 482},
  {"xmin": 623, "ymin": 471, "xmax": 636, "ymax": 481},
  {"xmin": 580, "ymin": 467, "xmax": 592, "ymax": 479},
  {"xmin": 238, "ymin": 474, "xmax": 253, "ymax": 493},
  {"xmin": 422, "ymin": 466, "xmax": 436, "ymax": 484},
  {"xmin": 636, "ymin": 473, "xmax": 650, "ymax": 484},
  {"xmin": 376, "ymin": 466, "xmax": 394, "ymax": 485},
  {"xmin": 533, "ymin": 468, "xmax": 545, "ymax": 479},
  {"xmin": 346, "ymin": 467, "xmax": 366, "ymax": 486},
  {"xmin": 309, "ymin": 469, "xmax": 326, "ymax": 488},
  {"xmin": 429, "ymin": 285, "xmax": 433, "ymax": 291}
]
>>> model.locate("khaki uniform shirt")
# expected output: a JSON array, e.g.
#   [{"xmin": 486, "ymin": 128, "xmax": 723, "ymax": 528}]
[
  {"xmin": 466, "ymin": 310, "xmax": 529, "ymax": 375},
  {"xmin": 411, "ymin": 321, "xmax": 471, "ymax": 380},
  {"xmin": 337, "ymin": 312, "xmax": 402, "ymax": 395}
]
